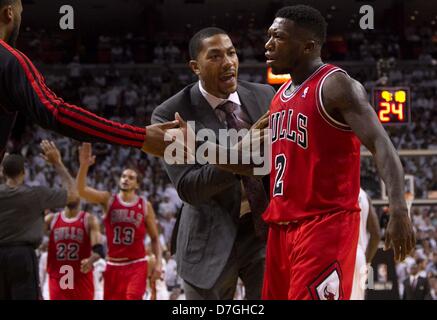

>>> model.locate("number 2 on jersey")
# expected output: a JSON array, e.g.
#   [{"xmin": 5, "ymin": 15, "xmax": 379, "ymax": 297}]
[{"xmin": 273, "ymin": 154, "xmax": 286, "ymax": 196}]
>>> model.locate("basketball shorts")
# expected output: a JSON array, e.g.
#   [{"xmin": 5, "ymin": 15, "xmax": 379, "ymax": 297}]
[
  {"xmin": 103, "ymin": 259, "xmax": 147, "ymax": 300},
  {"xmin": 49, "ymin": 271, "xmax": 94, "ymax": 300},
  {"xmin": 262, "ymin": 210, "xmax": 360, "ymax": 300}
]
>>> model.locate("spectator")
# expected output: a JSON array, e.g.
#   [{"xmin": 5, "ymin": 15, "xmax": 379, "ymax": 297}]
[{"xmin": 402, "ymin": 262, "xmax": 431, "ymax": 300}]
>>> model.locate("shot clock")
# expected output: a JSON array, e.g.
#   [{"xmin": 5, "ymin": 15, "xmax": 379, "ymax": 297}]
[{"xmin": 372, "ymin": 87, "xmax": 411, "ymax": 125}]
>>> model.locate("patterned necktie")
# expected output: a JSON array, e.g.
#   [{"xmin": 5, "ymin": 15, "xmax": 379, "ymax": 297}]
[
  {"xmin": 216, "ymin": 101, "xmax": 268, "ymax": 241},
  {"xmin": 411, "ymin": 277, "xmax": 417, "ymax": 291}
]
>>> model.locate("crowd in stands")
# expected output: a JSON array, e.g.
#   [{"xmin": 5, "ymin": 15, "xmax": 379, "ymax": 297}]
[{"xmin": 17, "ymin": 17, "xmax": 437, "ymax": 65}]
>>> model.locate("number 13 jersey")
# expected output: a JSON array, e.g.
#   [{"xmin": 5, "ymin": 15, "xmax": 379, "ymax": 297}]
[
  {"xmin": 104, "ymin": 194, "xmax": 147, "ymax": 260},
  {"xmin": 263, "ymin": 64, "xmax": 361, "ymax": 223}
]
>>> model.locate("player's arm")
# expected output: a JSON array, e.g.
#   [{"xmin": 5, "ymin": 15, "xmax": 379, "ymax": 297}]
[
  {"xmin": 40, "ymin": 140, "xmax": 79, "ymax": 205},
  {"xmin": 76, "ymin": 143, "xmax": 110, "ymax": 210},
  {"xmin": 1, "ymin": 44, "xmax": 180, "ymax": 157},
  {"xmin": 43, "ymin": 213, "xmax": 55, "ymax": 236},
  {"xmin": 81, "ymin": 214, "xmax": 104, "ymax": 274},
  {"xmin": 322, "ymin": 72, "xmax": 415, "ymax": 262},
  {"xmin": 174, "ymin": 113, "xmax": 270, "ymax": 177},
  {"xmin": 365, "ymin": 195, "xmax": 381, "ymax": 263},
  {"xmin": 145, "ymin": 201, "xmax": 162, "ymax": 281}
]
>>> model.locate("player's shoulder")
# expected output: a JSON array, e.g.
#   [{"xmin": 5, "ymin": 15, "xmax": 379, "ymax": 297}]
[
  {"xmin": 0, "ymin": 40, "xmax": 16, "ymax": 60},
  {"xmin": 0, "ymin": 40, "xmax": 24, "ymax": 72},
  {"xmin": 324, "ymin": 69, "xmax": 364, "ymax": 93},
  {"xmin": 322, "ymin": 69, "xmax": 367, "ymax": 106}
]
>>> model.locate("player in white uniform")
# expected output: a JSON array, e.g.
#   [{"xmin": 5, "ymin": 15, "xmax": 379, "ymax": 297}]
[{"xmin": 351, "ymin": 188, "xmax": 381, "ymax": 299}]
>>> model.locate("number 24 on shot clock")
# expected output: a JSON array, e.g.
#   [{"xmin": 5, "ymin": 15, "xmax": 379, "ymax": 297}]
[{"xmin": 372, "ymin": 87, "xmax": 411, "ymax": 125}]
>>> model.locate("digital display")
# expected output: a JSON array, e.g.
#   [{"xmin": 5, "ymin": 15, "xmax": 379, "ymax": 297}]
[
  {"xmin": 266, "ymin": 67, "xmax": 291, "ymax": 85},
  {"xmin": 372, "ymin": 87, "xmax": 411, "ymax": 125}
]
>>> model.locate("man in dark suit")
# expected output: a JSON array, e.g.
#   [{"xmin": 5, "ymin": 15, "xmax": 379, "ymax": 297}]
[
  {"xmin": 403, "ymin": 263, "xmax": 431, "ymax": 300},
  {"xmin": 152, "ymin": 27, "xmax": 275, "ymax": 299}
]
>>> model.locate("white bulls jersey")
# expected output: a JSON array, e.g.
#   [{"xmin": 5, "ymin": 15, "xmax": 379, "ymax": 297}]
[
  {"xmin": 358, "ymin": 188, "xmax": 370, "ymax": 250},
  {"xmin": 351, "ymin": 188, "xmax": 371, "ymax": 300}
]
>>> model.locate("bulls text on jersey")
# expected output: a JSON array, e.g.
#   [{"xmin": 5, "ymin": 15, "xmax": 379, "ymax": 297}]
[
  {"xmin": 270, "ymin": 110, "xmax": 308, "ymax": 149},
  {"xmin": 109, "ymin": 209, "xmax": 143, "ymax": 228}
]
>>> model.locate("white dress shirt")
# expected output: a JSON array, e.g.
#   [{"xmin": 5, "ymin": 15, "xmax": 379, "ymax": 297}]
[{"xmin": 198, "ymin": 81, "xmax": 251, "ymax": 217}]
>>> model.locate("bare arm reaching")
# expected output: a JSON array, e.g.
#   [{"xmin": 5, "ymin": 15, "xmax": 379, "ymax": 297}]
[
  {"xmin": 76, "ymin": 143, "xmax": 111, "ymax": 211},
  {"xmin": 81, "ymin": 214, "xmax": 104, "ymax": 273},
  {"xmin": 40, "ymin": 140, "xmax": 79, "ymax": 205},
  {"xmin": 145, "ymin": 201, "xmax": 162, "ymax": 281}
]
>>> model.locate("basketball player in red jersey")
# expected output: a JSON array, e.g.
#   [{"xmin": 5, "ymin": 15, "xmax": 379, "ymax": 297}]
[
  {"xmin": 76, "ymin": 143, "xmax": 162, "ymax": 300},
  {"xmin": 203, "ymin": 5, "xmax": 415, "ymax": 300},
  {"xmin": 45, "ymin": 202, "xmax": 103, "ymax": 300},
  {"xmin": 42, "ymin": 141, "xmax": 104, "ymax": 300}
]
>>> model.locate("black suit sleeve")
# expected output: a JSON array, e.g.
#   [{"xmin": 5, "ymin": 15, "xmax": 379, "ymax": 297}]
[
  {"xmin": 152, "ymin": 107, "xmax": 237, "ymax": 206},
  {"xmin": 0, "ymin": 41, "xmax": 145, "ymax": 149}
]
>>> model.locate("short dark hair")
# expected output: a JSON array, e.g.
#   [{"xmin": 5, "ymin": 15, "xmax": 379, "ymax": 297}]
[
  {"xmin": 188, "ymin": 27, "xmax": 228, "ymax": 60},
  {"xmin": 275, "ymin": 5, "xmax": 327, "ymax": 44},
  {"xmin": 2, "ymin": 154, "xmax": 25, "ymax": 179},
  {"xmin": 0, "ymin": 0, "xmax": 18, "ymax": 8}
]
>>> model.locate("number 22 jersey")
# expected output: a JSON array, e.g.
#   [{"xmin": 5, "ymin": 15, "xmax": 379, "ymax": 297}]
[{"xmin": 47, "ymin": 211, "xmax": 92, "ymax": 278}]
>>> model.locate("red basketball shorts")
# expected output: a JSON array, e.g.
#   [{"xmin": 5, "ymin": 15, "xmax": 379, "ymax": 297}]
[
  {"xmin": 103, "ymin": 259, "xmax": 148, "ymax": 300},
  {"xmin": 49, "ymin": 272, "xmax": 94, "ymax": 300},
  {"xmin": 262, "ymin": 210, "xmax": 360, "ymax": 300}
]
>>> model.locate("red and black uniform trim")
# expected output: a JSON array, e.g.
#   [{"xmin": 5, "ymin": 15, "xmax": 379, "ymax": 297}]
[{"xmin": 0, "ymin": 39, "xmax": 146, "ymax": 158}]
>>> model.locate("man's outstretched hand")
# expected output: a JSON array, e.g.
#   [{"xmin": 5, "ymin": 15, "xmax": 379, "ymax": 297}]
[
  {"xmin": 174, "ymin": 112, "xmax": 195, "ymax": 146},
  {"xmin": 142, "ymin": 120, "xmax": 180, "ymax": 158},
  {"xmin": 143, "ymin": 117, "xmax": 195, "ymax": 163},
  {"xmin": 384, "ymin": 207, "xmax": 416, "ymax": 262},
  {"xmin": 40, "ymin": 140, "xmax": 62, "ymax": 165},
  {"xmin": 78, "ymin": 143, "xmax": 95, "ymax": 167}
]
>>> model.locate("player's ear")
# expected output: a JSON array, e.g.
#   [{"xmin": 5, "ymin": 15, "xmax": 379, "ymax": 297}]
[
  {"xmin": 0, "ymin": 5, "xmax": 13, "ymax": 23},
  {"xmin": 304, "ymin": 40, "xmax": 316, "ymax": 54},
  {"xmin": 189, "ymin": 60, "xmax": 201, "ymax": 76}
]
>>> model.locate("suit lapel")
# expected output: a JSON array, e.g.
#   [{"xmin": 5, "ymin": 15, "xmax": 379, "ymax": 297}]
[
  {"xmin": 237, "ymin": 84, "xmax": 262, "ymax": 125},
  {"xmin": 190, "ymin": 83, "xmax": 225, "ymax": 142}
]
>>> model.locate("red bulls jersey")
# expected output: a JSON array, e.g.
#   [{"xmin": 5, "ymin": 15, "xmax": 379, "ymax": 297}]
[
  {"xmin": 263, "ymin": 64, "xmax": 361, "ymax": 222},
  {"xmin": 47, "ymin": 211, "xmax": 92, "ymax": 277},
  {"xmin": 104, "ymin": 194, "xmax": 147, "ymax": 261}
]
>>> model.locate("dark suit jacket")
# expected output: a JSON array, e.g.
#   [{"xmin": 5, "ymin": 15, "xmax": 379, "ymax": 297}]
[
  {"xmin": 152, "ymin": 81, "xmax": 275, "ymax": 289},
  {"xmin": 402, "ymin": 276, "xmax": 431, "ymax": 300}
]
